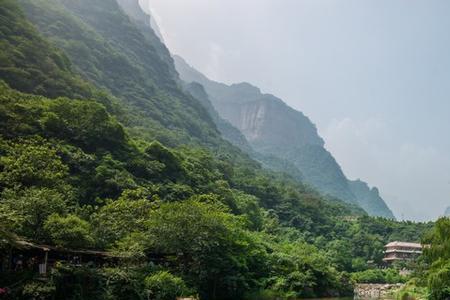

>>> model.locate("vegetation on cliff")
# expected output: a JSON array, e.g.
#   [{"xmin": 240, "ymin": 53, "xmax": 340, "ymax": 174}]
[{"xmin": 0, "ymin": 0, "xmax": 434, "ymax": 299}]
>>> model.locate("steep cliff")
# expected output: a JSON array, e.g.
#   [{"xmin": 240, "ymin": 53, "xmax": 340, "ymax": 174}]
[
  {"xmin": 182, "ymin": 81, "xmax": 306, "ymax": 182},
  {"xmin": 182, "ymin": 82, "xmax": 253, "ymax": 153},
  {"xmin": 348, "ymin": 180, "xmax": 395, "ymax": 219},
  {"xmin": 174, "ymin": 55, "xmax": 395, "ymax": 218},
  {"xmin": 174, "ymin": 56, "xmax": 355, "ymax": 203}
]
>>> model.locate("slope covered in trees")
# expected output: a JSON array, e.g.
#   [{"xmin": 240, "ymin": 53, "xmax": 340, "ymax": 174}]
[
  {"xmin": 0, "ymin": 0, "xmax": 93, "ymax": 99},
  {"xmin": 0, "ymin": 0, "xmax": 430, "ymax": 299},
  {"xmin": 174, "ymin": 55, "xmax": 395, "ymax": 219},
  {"xmin": 17, "ymin": 0, "xmax": 221, "ymax": 147},
  {"xmin": 0, "ymin": 79, "xmax": 431, "ymax": 299}
]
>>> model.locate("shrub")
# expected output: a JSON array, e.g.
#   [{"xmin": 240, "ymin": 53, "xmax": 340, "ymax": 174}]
[
  {"xmin": 352, "ymin": 268, "xmax": 405, "ymax": 284},
  {"xmin": 44, "ymin": 214, "xmax": 94, "ymax": 248},
  {"xmin": 144, "ymin": 271, "xmax": 191, "ymax": 300},
  {"xmin": 428, "ymin": 260, "xmax": 450, "ymax": 300},
  {"xmin": 22, "ymin": 281, "xmax": 56, "ymax": 300}
]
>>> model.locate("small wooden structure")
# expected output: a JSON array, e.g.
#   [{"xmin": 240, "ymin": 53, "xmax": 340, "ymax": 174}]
[{"xmin": 1, "ymin": 240, "xmax": 119, "ymax": 275}]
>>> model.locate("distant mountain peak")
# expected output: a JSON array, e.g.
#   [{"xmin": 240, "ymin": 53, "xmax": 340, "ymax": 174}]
[{"xmin": 175, "ymin": 54, "xmax": 395, "ymax": 219}]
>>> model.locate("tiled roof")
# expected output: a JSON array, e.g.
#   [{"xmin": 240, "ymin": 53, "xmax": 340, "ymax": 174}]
[{"xmin": 385, "ymin": 241, "xmax": 422, "ymax": 248}]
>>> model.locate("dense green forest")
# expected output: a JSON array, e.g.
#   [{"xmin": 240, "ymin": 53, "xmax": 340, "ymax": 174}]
[
  {"xmin": 394, "ymin": 218, "xmax": 450, "ymax": 299},
  {"xmin": 0, "ymin": 0, "xmax": 444, "ymax": 299}
]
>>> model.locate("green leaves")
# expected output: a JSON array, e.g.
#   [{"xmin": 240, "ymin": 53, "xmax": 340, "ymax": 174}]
[
  {"xmin": 423, "ymin": 217, "xmax": 450, "ymax": 262},
  {"xmin": 1, "ymin": 187, "xmax": 69, "ymax": 239},
  {"xmin": 94, "ymin": 154, "xmax": 136, "ymax": 198},
  {"xmin": 428, "ymin": 259, "xmax": 450, "ymax": 300},
  {"xmin": 144, "ymin": 271, "xmax": 192, "ymax": 300},
  {"xmin": 0, "ymin": 137, "xmax": 68, "ymax": 188},
  {"xmin": 0, "ymin": 1, "xmax": 435, "ymax": 298},
  {"xmin": 44, "ymin": 214, "xmax": 94, "ymax": 248},
  {"xmin": 267, "ymin": 241, "xmax": 348, "ymax": 298},
  {"xmin": 422, "ymin": 217, "xmax": 450, "ymax": 299},
  {"xmin": 146, "ymin": 199, "xmax": 266, "ymax": 299},
  {"xmin": 145, "ymin": 141, "xmax": 184, "ymax": 181},
  {"xmin": 91, "ymin": 189, "xmax": 154, "ymax": 247},
  {"xmin": 351, "ymin": 268, "xmax": 405, "ymax": 284},
  {"xmin": 0, "ymin": 0, "xmax": 93, "ymax": 99}
]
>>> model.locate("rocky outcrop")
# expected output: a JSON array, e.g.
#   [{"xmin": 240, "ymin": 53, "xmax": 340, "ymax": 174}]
[
  {"xmin": 182, "ymin": 82, "xmax": 306, "ymax": 182},
  {"xmin": 174, "ymin": 55, "xmax": 397, "ymax": 217},
  {"xmin": 349, "ymin": 180, "xmax": 395, "ymax": 219},
  {"xmin": 354, "ymin": 284, "xmax": 404, "ymax": 299},
  {"xmin": 174, "ymin": 55, "xmax": 358, "ymax": 205},
  {"xmin": 182, "ymin": 82, "xmax": 253, "ymax": 153},
  {"xmin": 217, "ymin": 95, "xmax": 324, "ymax": 150}
]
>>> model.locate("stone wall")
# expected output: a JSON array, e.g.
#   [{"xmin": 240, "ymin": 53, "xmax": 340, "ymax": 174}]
[{"xmin": 354, "ymin": 283, "xmax": 404, "ymax": 299}]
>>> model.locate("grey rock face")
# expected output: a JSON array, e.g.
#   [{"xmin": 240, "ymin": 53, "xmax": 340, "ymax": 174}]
[
  {"xmin": 348, "ymin": 180, "xmax": 395, "ymax": 219},
  {"xmin": 174, "ymin": 55, "xmax": 395, "ymax": 218}
]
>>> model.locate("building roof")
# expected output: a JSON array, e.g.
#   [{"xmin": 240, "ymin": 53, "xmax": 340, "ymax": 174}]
[
  {"xmin": 385, "ymin": 241, "xmax": 422, "ymax": 248},
  {"xmin": 15, "ymin": 240, "xmax": 119, "ymax": 257},
  {"xmin": 385, "ymin": 249, "xmax": 422, "ymax": 254}
]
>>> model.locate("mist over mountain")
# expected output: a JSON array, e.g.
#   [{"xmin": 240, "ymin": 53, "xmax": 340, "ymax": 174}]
[
  {"xmin": 174, "ymin": 55, "xmax": 394, "ymax": 219},
  {"xmin": 110, "ymin": 0, "xmax": 393, "ymax": 218},
  {"xmin": 1, "ymin": 0, "xmax": 439, "ymax": 297},
  {"xmin": 181, "ymin": 81, "xmax": 252, "ymax": 153},
  {"xmin": 348, "ymin": 180, "xmax": 395, "ymax": 219}
]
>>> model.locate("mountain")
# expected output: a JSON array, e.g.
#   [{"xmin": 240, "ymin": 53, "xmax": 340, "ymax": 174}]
[
  {"xmin": 445, "ymin": 206, "xmax": 450, "ymax": 216},
  {"xmin": 0, "ymin": 0, "xmax": 94, "ymax": 100},
  {"xmin": 0, "ymin": 0, "xmax": 432, "ymax": 298},
  {"xmin": 116, "ymin": 0, "xmax": 173, "ymax": 74},
  {"xmin": 17, "ymin": 0, "xmax": 219, "ymax": 147},
  {"xmin": 181, "ymin": 81, "xmax": 310, "ymax": 182},
  {"xmin": 348, "ymin": 180, "xmax": 395, "ymax": 219},
  {"xmin": 174, "ymin": 55, "xmax": 395, "ymax": 218},
  {"xmin": 181, "ymin": 81, "xmax": 253, "ymax": 153},
  {"xmin": 12, "ymin": 0, "xmax": 352, "ymax": 217}
]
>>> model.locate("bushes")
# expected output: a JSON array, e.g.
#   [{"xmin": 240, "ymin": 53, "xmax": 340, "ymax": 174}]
[
  {"xmin": 422, "ymin": 218, "xmax": 450, "ymax": 299},
  {"xmin": 352, "ymin": 268, "xmax": 406, "ymax": 284},
  {"xmin": 266, "ymin": 242, "xmax": 353, "ymax": 298},
  {"xmin": 427, "ymin": 260, "xmax": 450, "ymax": 300},
  {"xmin": 44, "ymin": 214, "xmax": 94, "ymax": 248},
  {"xmin": 22, "ymin": 281, "xmax": 56, "ymax": 300},
  {"xmin": 146, "ymin": 199, "xmax": 268, "ymax": 299},
  {"xmin": 145, "ymin": 271, "xmax": 191, "ymax": 300},
  {"xmin": 395, "ymin": 278, "xmax": 429, "ymax": 300}
]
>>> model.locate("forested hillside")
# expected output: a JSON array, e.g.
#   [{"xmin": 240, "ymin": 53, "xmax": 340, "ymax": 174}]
[
  {"xmin": 17, "ymin": 0, "xmax": 221, "ymax": 147},
  {"xmin": 0, "ymin": 0, "xmax": 431, "ymax": 299},
  {"xmin": 174, "ymin": 55, "xmax": 395, "ymax": 219}
]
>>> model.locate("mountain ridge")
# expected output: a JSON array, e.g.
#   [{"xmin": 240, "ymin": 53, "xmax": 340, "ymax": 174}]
[
  {"xmin": 0, "ymin": 1, "xmax": 434, "ymax": 298},
  {"xmin": 174, "ymin": 55, "xmax": 395, "ymax": 219}
]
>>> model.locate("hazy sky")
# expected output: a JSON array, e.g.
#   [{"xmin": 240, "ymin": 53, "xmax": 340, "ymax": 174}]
[{"xmin": 142, "ymin": 0, "xmax": 450, "ymax": 221}]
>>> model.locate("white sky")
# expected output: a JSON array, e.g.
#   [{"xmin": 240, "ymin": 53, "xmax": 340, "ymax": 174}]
[{"xmin": 143, "ymin": 0, "xmax": 450, "ymax": 221}]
